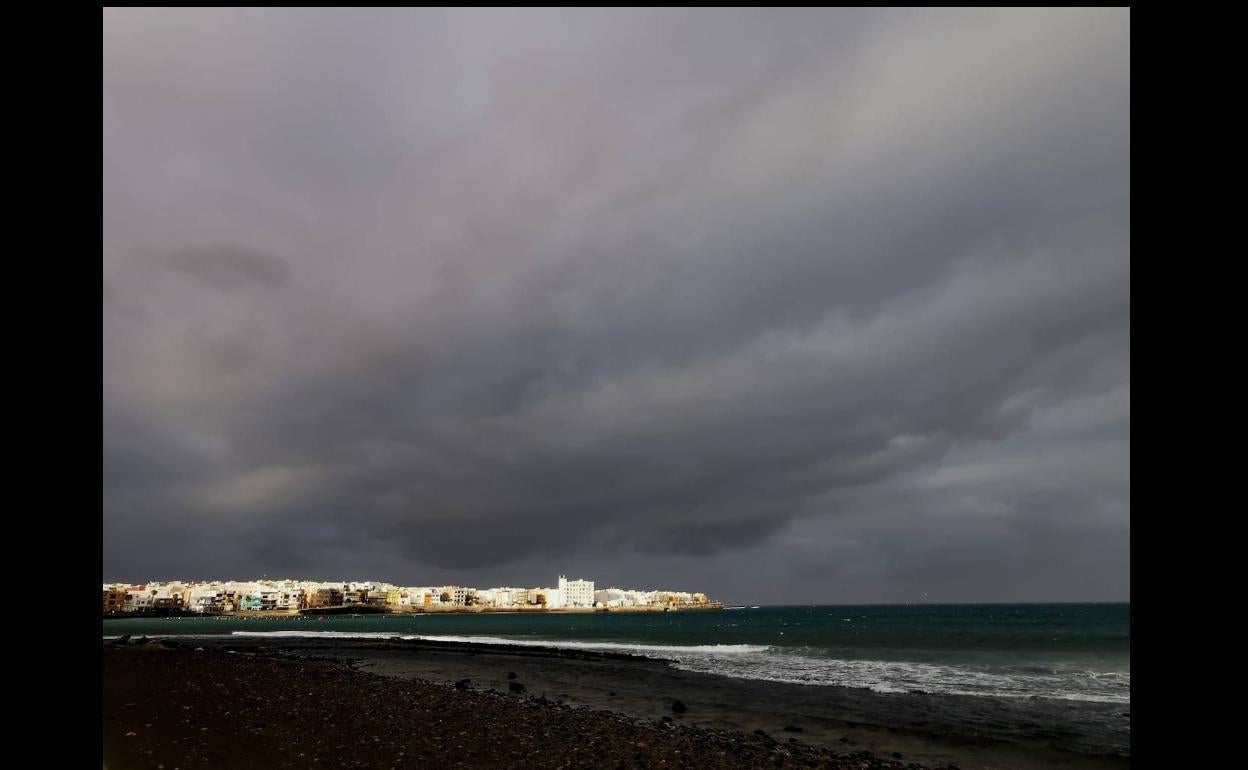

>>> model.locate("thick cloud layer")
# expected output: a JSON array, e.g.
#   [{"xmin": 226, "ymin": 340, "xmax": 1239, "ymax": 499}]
[{"xmin": 103, "ymin": 8, "xmax": 1129, "ymax": 602}]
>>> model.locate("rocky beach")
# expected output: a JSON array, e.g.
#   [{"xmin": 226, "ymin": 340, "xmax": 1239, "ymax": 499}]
[{"xmin": 103, "ymin": 636, "xmax": 1127, "ymax": 770}]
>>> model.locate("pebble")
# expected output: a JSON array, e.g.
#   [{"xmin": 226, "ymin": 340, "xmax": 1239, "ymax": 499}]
[{"xmin": 105, "ymin": 645, "xmax": 971, "ymax": 770}]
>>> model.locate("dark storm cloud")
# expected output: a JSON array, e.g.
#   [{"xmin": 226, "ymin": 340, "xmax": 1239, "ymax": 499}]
[{"xmin": 103, "ymin": 8, "xmax": 1129, "ymax": 601}]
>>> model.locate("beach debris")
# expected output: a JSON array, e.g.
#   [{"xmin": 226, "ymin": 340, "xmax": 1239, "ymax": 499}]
[
  {"xmin": 782, "ymin": 725, "xmax": 803, "ymax": 733},
  {"xmin": 508, "ymin": 682, "xmax": 526, "ymax": 693},
  {"xmin": 454, "ymin": 678, "xmax": 471, "ymax": 690},
  {"xmin": 671, "ymin": 700, "xmax": 688, "ymax": 713}
]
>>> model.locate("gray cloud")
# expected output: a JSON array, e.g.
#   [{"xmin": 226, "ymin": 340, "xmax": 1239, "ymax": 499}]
[
  {"xmin": 159, "ymin": 244, "xmax": 291, "ymax": 291},
  {"xmin": 103, "ymin": 8, "xmax": 1129, "ymax": 602}
]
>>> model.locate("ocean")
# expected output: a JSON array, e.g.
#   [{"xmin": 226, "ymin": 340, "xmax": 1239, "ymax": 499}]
[{"xmin": 103, "ymin": 602, "xmax": 1129, "ymax": 704}]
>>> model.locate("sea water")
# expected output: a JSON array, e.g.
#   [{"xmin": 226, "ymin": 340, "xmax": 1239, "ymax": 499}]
[{"xmin": 103, "ymin": 603, "xmax": 1129, "ymax": 704}]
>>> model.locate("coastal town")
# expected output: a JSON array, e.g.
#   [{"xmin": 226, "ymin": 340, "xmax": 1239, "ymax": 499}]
[{"xmin": 102, "ymin": 574, "xmax": 721, "ymax": 616}]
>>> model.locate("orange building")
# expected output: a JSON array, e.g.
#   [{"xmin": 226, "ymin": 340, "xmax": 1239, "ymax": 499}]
[{"xmin": 102, "ymin": 588, "xmax": 126, "ymax": 614}]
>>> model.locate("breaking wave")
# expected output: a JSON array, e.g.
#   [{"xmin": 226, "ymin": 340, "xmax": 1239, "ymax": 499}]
[{"xmin": 221, "ymin": 630, "xmax": 1127, "ymax": 702}]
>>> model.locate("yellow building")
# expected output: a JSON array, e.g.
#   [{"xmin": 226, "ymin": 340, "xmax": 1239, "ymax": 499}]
[{"xmin": 102, "ymin": 588, "xmax": 126, "ymax": 614}]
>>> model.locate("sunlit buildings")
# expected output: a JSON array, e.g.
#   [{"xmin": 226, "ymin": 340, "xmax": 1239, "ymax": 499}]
[
  {"xmin": 558, "ymin": 575, "xmax": 595, "ymax": 608},
  {"xmin": 100, "ymin": 573, "xmax": 715, "ymax": 613}
]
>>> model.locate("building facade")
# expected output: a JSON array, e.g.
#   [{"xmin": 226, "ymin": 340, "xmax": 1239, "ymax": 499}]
[{"xmin": 558, "ymin": 575, "xmax": 595, "ymax": 607}]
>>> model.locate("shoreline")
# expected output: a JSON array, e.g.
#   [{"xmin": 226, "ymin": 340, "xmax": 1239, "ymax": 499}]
[
  {"xmin": 104, "ymin": 643, "xmax": 952, "ymax": 770},
  {"xmin": 104, "ymin": 635, "xmax": 1129, "ymax": 770},
  {"xmin": 104, "ymin": 604, "xmax": 723, "ymax": 620}
]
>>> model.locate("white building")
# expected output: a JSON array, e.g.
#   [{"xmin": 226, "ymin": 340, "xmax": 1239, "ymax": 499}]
[
  {"xmin": 439, "ymin": 586, "xmax": 472, "ymax": 606},
  {"xmin": 125, "ymin": 591, "xmax": 153, "ymax": 612},
  {"xmin": 487, "ymin": 587, "xmax": 527, "ymax": 608},
  {"xmin": 187, "ymin": 586, "xmax": 226, "ymax": 612},
  {"xmin": 594, "ymin": 588, "xmax": 628, "ymax": 607},
  {"xmin": 558, "ymin": 575, "xmax": 595, "ymax": 608}
]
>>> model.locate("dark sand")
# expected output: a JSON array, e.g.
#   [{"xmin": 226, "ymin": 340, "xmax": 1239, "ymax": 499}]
[{"xmin": 103, "ymin": 637, "xmax": 1127, "ymax": 770}]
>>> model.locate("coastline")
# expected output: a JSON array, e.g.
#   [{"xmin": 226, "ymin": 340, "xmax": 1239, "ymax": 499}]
[
  {"xmin": 104, "ymin": 643, "xmax": 949, "ymax": 770},
  {"xmin": 104, "ymin": 604, "xmax": 723, "ymax": 620},
  {"xmin": 104, "ymin": 635, "xmax": 1128, "ymax": 770}
]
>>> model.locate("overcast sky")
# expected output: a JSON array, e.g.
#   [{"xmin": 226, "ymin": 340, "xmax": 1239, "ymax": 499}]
[{"xmin": 103, "ymin": 8, "xmax": 1129, "ymax": 604}]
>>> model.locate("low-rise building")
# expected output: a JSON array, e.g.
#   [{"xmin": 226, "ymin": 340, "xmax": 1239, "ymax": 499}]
[
  {"xmin": 306, "ymin": 587, "xmax": 344, "ymax": 608},
  {"xmin": 439, "ymin": 586, "xmax": 472, "ymax": 606},
  {"xmin": 98, "ymin": 575, "xmax": 716, "ymax": 615},
  {"xmin": 152, "ymin": 596, "xmax": 184, "ymax": 611},
  {"xmin": 103, "ymin": 588, "xmax": 126, "ymax": 613},
  {"xmin": 125, "ymin": 588, "xmax": 153, "ymax": 612}
]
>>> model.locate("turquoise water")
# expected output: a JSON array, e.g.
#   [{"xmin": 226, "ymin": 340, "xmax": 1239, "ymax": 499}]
[{"xmin": 103, "ymin": 603, "xmax": 1129, "ymax": 703}]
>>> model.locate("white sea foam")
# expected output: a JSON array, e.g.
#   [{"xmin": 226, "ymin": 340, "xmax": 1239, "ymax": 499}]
[
  {"xmin": 665, "ymin": 650, "xmax": 1130, "ymax": 703},
  {"xmin": 230, "ymin": 630, "xmax": 770, "ymax": 656},
  {"xmin": 107, "ymin": 628, "xmax": 1128, "ymax": 703},
  {"xmin": 231, "ymin": 630, "xmax": 414, "ymax": 640}
]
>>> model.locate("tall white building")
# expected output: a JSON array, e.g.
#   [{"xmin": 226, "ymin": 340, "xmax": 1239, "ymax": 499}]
[{"xmin": 558, "ymin": 575, "xmax": 595, "ymax": 608}]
